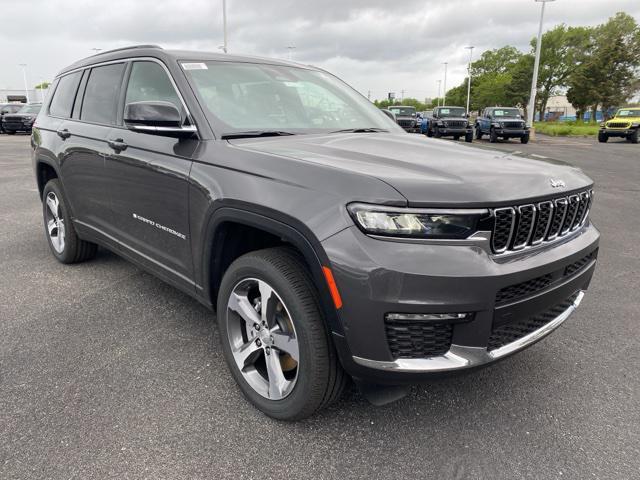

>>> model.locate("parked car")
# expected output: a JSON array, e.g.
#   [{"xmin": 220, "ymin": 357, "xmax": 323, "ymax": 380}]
[
  {"xmin": 475, "ymin": 107, "xmax": 529, "ymax": 144},
  {"xmin": 388, "ymin": 105, "xmax": 419, "ymax": 133},
  {"xmin": 426, "ymin": 106, "xmax": 473, "ymax": 142},
  {"xmin": 0, "ymin": 103, "xmax": 25, "ymax": 133},
  {"xmin": 33, "ymin": 45, "xmax": 599, "ymax": 420},
  {"xmin": 598, "ymin": 107, "xmax": 640, "ymax": 143},
  {"xmin": 2, "ymin": 103, "xmax": 41, "ymax": 134}
]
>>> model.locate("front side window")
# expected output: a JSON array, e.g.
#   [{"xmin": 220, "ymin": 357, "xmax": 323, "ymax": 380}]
[
  {"xmin": 125, "ymin": 61, "xmax": 182, "ymax": 116},
  {"xmin": 181, "ymin": 61, "xmax": 396, "ymax": 133},
  {"xmin": 49, "ymin": 72, "xmax": 82, "ymax": 118},
  {"xmin": 80, "ymin": 63, "xmax": 125, "ymax": 125}
]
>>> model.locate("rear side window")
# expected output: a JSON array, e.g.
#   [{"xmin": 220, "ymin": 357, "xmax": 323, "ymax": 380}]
[
  {"xmin": 49, "ymin": 72, "xmax": 82, "ymax": 118},
  {"xmin": 80, "ymin": 63, "xmax": 125, "ymax": 125}
]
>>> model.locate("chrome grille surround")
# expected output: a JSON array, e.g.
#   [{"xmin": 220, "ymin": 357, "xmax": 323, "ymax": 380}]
[{"xmin": 490, "ymin": 190, "xmax": 592, "ymax": 255}]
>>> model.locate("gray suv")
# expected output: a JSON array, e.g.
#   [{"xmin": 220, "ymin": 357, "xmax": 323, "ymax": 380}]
[{"xmin": 32, "ymin": 45, "xmax": 599, "ymax": 420}]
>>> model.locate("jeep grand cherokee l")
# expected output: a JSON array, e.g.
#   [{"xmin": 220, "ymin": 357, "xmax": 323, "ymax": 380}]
[
  {"xmin": 32, "ymin": 45, "xmax": 599, "ymax": 420},
  {"xmin": 2, "ymin": 103, "xmax": 41, "ymax": 134}
]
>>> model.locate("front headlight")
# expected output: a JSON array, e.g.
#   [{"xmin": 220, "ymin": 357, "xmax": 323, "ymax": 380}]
[
  {"xmin": 600, "ymin": 122, "xmax": 606, "ymax": 127},
  {"xmin": 347, "ymin": 203, "xmax": 486, "ymax": 239}
]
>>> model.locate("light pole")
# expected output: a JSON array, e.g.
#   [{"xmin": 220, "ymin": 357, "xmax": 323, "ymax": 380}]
[
  {"xmin": 222, "ymin": 0, "xmax": 228, "ymax": 53},
  {"xmin": 436, "ymin": 80, "xmax": 442, "ymax": 107},
  {"xmin": 286, "ymin": 46, "xmax": 296, "ymax": 61},
  {"xmin": 19, "ymin": 64, "xmax": 29, "ymax": 103},
  {"xmin": 91, "ymin": 48, "xmax": 102, "ymax": 54},
  {"xmin": 465, "ymin": 46, "xmax": 475, "ymax": 115},
  {"xmin": 442, "ymin": 62, "xmax": 448, "ymax": 106},
  {"xmin": 527, "ymin": 0, "xmax": 555, "ymax": 127}
]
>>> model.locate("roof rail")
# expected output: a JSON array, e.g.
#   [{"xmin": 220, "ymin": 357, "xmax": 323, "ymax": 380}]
[{"xmin": 89, "ymin": 44, "xmax": 163, "ymax": 57}]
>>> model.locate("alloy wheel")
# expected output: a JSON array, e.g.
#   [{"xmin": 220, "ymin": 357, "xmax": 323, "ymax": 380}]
[
  {"xmin": 226, "ymin": 278, "xmax": 300, "ymax": 400},
  {"xmin": 45, "ymin": 192, "xmax": 65, "ymax": 253}
]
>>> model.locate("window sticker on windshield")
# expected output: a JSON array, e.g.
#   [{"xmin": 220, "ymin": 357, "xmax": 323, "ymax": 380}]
[
  {"xmin": 182, "ymin": 63, "xmax": 208, "ymax": 70},
  {"xmin": 441, "ymin": 109, "xmax": 450, "ymax": 114},
  {"xmin": 494, "ymin": 110, "xmax": 505, "ymax": 116}
]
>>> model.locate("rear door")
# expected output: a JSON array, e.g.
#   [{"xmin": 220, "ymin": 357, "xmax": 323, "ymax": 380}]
[
  {"xmin": 104, "ymin": 60, "xmax": 198, "ymax": 289},
  {"xmin": 58, "ymin": 62, "xmax": 126, "ymax": 242}
]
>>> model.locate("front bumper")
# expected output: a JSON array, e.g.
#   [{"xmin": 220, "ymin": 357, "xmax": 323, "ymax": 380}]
[
  {"xmin": 323, "ymin": 222, "xmax": 599, "ymax": 383},
  {"xmin": 601, "ymin": 128, "xmax": 636, "ymax": 137},
  {"xmin": 437, "ymin": 127, "xmax": 472, "ymax": 136},
  {"xmin": 495, "ymin": 128, "xmax": 528, "ymax": 137}
]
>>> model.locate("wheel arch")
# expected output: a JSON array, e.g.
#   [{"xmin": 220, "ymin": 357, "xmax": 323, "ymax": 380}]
[
  {"xmin": 35, "ymin": 158, "xmax": 61, "ymax": 200},
  {"xmin": 200, "ymin": 202, "xmax": 345, "ymax": 336}
]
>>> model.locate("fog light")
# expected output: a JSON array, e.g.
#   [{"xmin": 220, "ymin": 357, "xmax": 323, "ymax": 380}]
[{"xmin": 385, "ymin": 313, "xmax": 471, "ymax": 323}]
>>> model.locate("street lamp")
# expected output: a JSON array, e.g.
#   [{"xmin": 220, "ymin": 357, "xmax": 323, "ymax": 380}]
[
  {"xmin": 465, "ymin": 46, "xmax": 475, "ymax": 115},
  {"xmin": 286, "ymin": 46, "xmax": 296, "ymax": 61},
  {"xmin": 19, "ymin": 64, "xmax": 29, "ymax": 103},
  {"xmin": 442, "ymin": 62, "xmax": 448, "ymax": 106},
  {"xmin": 527, "ymin": 0, "xmax": 556, "ymax": 127},
  {"xmin": 222, "ymin": 0, "xmax": 228, "ymax": 53},
  {"xmin": 436, "ymin": 80, "xmax": 442, "ymax": 107},
  {"xmin": 91, "ymin": 48, "xmax": 102, "ymax": 54}
]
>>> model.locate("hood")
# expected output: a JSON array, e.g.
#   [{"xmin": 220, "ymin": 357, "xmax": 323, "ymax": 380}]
[{"xmin": 229, "ymin": 133, "xmax": 593, "ymax": 207}]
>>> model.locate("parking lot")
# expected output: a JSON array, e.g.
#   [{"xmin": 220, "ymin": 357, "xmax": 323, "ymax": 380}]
[{"xmin": 1, "ymin": 133, "xmax": 638, "ymax": 479}]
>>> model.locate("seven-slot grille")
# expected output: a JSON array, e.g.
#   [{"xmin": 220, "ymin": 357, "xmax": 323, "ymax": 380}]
[
  {"xmin": 607, "ymin": 122, "xmax": 629, "ymax": 129},
  {"xmin": 397, "ymin": 119, "xmax": 415, "ymax": 128},
  {"xmin": 445, "ymin": 120, "xmax": 467, "ymax": 128},
  {"xmin": 491, "ymin": 190, "xmax": 592, "ymax": 254}
]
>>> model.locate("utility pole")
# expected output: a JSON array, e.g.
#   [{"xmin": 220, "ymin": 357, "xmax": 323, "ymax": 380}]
[
  {"xmin": 442, "ymin": 62, "xmax": 448, "ymax": 106},
  {"xmin": 527, "ymin": 0, "xmax": 555, "ymax": 128},
  {"xmin": 401, "ymin": 89, "xmax": 405, "ymax": 102},
  {"xmin": 367, "ymin": 90, "xmax": 371, "ymax": 101},
  {"xmin": 19, "ymin": 64, "xmax": 29, "ymax": 103},
  {"xmin": 465, "ymin": 46, "xmax": 475, "ymax": 115},
  {"xmin": 222, "ymin": 0, "xmax": 228, "ymax": 53},
  {"xmin": 91, "ymin": 48, "xmax": 102, "ymax": 54},
  {"xmin": 286, "ymin": 46, "xmax": 296, "ymax": 61},
  {"xmin": 437, "ymin": 80, "xmax": 442, "ymax": 107}
]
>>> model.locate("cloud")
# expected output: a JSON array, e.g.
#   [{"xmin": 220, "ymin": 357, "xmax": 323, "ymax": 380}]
[{"xmin": 0, "ymin": 0, "xmax": 638, "ymax": 100}]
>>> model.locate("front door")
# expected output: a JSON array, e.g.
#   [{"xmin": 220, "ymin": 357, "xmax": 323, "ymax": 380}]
[{"xmin": 105, "ymin": 60, "xmax": 199, "ymax": 289}]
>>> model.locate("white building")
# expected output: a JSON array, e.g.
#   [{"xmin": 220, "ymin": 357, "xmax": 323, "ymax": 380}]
[{"xmin": 0, "ymin": 88, "xmax": 50, "ymax": 104}]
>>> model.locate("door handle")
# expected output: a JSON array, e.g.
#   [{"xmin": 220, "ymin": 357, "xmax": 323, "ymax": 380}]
[
  {"xmin": 56, "ymin": 129, "xmax": 71, "ymax": 140},
  {"xmin": 107, "ymin": 138, "xmax": 128, "ymax": 152}
]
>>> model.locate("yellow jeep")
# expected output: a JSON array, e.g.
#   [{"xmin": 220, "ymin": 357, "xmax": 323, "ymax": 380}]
[{"xmin": 599, "ymin": 107, "xmax": 640, "ymax": 144}]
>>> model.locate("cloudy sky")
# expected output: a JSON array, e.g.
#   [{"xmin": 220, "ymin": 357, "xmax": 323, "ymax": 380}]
[{"xmin": 1, "ymin": 0, "xmax": 638, "ymax": 101}]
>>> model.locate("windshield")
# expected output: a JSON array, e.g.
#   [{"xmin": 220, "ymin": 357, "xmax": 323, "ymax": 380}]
[
  {"xmin": 616, "ymin": 109, "xmax": 640, "ymax": 117},
  {"xmin": 18, "ymin": 104, "xmax": 41, "ymax": 114},
  {"xmin": 438, "ymin": 107, "xmax": 466, "ymax": 117},
  {"xmin": 181, "ymin": 61, "xmax": 399, "ymax": 134},
  {"xmin": 492, "ymin": 108, "xmax": 521, "ymax": 118},
  {"xmin": 389, "ymin": 107, "xmax": 416, "ymax": 116}
]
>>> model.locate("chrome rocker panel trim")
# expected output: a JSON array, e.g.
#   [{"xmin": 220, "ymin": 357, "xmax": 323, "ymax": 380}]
[{"xmin": 352, "ymin": 291, "xmax": 585, "ymax": 373}]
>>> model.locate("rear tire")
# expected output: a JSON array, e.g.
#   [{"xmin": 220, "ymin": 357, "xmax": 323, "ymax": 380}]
[
  {"xmin": 217, "ymin": 247, "xmax": 347, "ymax": 420},
  {"xmin": 598, "ymin": 132, "xmax": 608, "ymax": 143},
  {"xmin": 42, "ymin": 179, "xmax": 97, "ymax": 264},
  {"xmin": 453, "ymin": 135, "xmax": 460, "ymax": 141},
  {"xmin": 489, "ymin": 128, "xmax": 498, "ymax": 143}
]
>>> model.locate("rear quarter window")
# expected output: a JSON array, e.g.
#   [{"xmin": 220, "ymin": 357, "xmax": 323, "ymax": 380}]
[{"xmin": 49, "ymin": 72, "xmax": 82, "ymax": 118}]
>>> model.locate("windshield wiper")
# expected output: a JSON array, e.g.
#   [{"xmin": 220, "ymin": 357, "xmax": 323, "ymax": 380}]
[
  {"xmin": 221, "ymin": 130, "xmax": 297, "ymax": 140},
  {"xmin": 329, "ymin": 127, "xmax": 390, "ymax": 134}
]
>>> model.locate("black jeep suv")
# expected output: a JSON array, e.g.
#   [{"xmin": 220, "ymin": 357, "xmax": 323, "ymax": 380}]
[
  {"xmin": 388, "ymin": 105, "xmax": 419, "ymax": 133},
  {"xmin": 2, "ymin": 103, "xmax": 41, "ymax": 134},
  {"xmin": 32, "ymin": 46, "xmax": 599, "ymax": 420},
  {"xmin": 476, "ymin": 107, "xmax": 530, "ymax": 143},
  {"xmin": 426, "ymin": 106, "xmax": 473, "ymax": 142},
  {"xmin": 0, "ymin": 103, "xmax": 25, "ymax": 133}
]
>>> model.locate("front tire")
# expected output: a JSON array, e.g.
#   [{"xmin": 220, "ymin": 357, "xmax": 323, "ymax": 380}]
[
  {"xmin": 465, "ymin": 131, "xmax": 473, "ymax": 143},
  {"xmin": 598, "ymin": 132, "xmax": 608, "ymax": 143},
  {"xmin": 426, "ymin": 127, "xmax": 433, "ymax": 138},
  {"xmin": 521, "ymin": 134, "xmax": 530, "ymax": 144},
  {"xmin": 489, "ymin": 128, "xmax": 498, "ymax": 143},
  {"xmin": 217, "ymin": 247, "xmax": 346, "ymax": 420},
  {"xmin": 628, "ymin": 129, "xmax": 639, "ymax": 144},
  {"xmin": 42, "ymin": 179, "xmax": 97, "ymax": 264},
  {"xmin": 434, "ymin": 127, "xmax": 442, "ymax": 138}
]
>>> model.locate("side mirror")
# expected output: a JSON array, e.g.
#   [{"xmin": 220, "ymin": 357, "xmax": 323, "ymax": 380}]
[
  {"xmin": 124, "ymin": 101, "xmax": 196, "ymax": 138},
  {"xmin": 381, "ymin": 109, "xmax": 396, "ymax": 122}
]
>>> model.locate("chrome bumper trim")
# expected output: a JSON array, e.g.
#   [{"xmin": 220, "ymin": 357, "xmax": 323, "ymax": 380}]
[{"xmin": 352, "ymin": 291, "xmax": 585, "ymax": 373}]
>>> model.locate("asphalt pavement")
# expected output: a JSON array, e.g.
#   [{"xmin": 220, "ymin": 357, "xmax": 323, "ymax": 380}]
[{"xmin": 1, "ymin": 133, "xmax": 639, "ymax": 479}]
